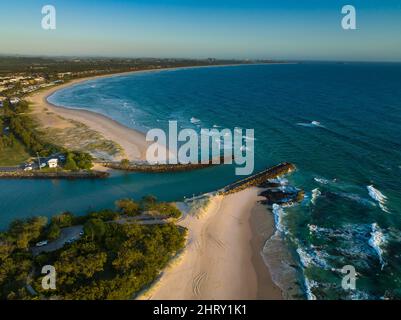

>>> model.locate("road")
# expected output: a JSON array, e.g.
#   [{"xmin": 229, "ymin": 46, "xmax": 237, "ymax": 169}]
[
  {"xmin": 0, "ymin": 166, "xmax": 22, "ymax": 172},
  {"xmin": 31, "ymin": 225, "xmax": 83, "ymax": 256},
  {"xmin": 30, "ymin": 216, "xmax": 168, "ymax": 255}
]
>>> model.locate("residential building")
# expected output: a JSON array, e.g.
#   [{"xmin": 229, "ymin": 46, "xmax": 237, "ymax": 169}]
[{"xmin": 47, "ymin": 159, "xmax": 58, "ymax": 168}]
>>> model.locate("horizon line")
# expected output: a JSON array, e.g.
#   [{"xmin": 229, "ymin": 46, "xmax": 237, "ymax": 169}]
[{"xmin": 1, "ymin": 53, "xmax": 401, "ymax": 64}]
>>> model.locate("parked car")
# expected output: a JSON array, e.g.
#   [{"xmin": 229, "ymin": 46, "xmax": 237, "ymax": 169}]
[
  {"xmin": 24, "ymin": 166, "xmax": 33, "ymax": 171},
  {"xmin": 66, "ymin": 237, "xmax": 78, "ymax": 244},
  {"xmin": 36, "ymin": 240, "xmax": 48, "ymax": 247}
]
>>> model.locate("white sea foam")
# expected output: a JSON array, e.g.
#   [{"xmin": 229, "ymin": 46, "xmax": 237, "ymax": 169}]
[
  {"xmin": 314, "ymin": 177, "xmax": 330, "ymax": 185},
  {"xmin": 368, "ymin": 223, "xmax": 387, "ymax": 270},
  {"xmin": 272, "ymin": 204, "xmax": 286, "ymax": 234},
  {"xmin": 268, "ymin": 177, "xmax": 288, "ymax": 185},
  {"xmin": 308, "ymin": 224, "xmax": 318, "ymax": 234},
  {"xmin": 304, "ymin": 277, "xmax": 318, "ymax": 300},
  {"xmin": 367, "ymin": 185, "xmax": 390, "ymax": 213},
  {"xmin": 311, "ymin": 188, "xmax": 321, "ymax": 205},
  {"xmin": 348, "ymin": 290, "xmax": 372, "ymax": 300},
  {"xmin": 190, "ymin": 117, "xmax": 201, "ymax": 124},
  {"xmin": 296, "ymin": 246, "xmax": 329, "ymax": 269},
  {"xmin": 297, "ymin": 121, "xmax": 325, "ymax": 128}
]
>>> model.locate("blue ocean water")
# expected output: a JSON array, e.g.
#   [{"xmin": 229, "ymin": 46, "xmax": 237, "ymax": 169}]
[{"xmin": 2, "ymin": 63, "xmax": 401, "ymax": 299}]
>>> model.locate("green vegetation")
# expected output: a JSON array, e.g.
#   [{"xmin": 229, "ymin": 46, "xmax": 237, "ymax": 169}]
[
  {"xmin": 115, "ymin": 196, "xmax": 181, "ymax": 219},
  {"xmin": 0, "ymin": 137, "xmax": 30, "ymax": 166},
  {"xmin": 0, "ymin": 198, "xmax": 185, "ymax": 300},
  {"xmin": 0, "ymin": 101, "xmax": 30, "ymax": 165},
  {"xmin": 0, "ymin": 56, "xmax": 249, "ymax": 78},
  {"xmin": 0, "ymin": 217, "xmax": 48, "ymax": 299},
  {"xmin": 0, "ymin": 100, "xmax": 93, "ymax": 169},
  {"xmin": 120, "ymin": 158, "xmax": 130, "ymax": 169},
  {"xmin": 63, "ymin": 151, "xmax": 93, "ymax": 171},
  {"xmin": 141, "ymin": 195, "xmax": 182, "ymax": 219},
  {"xmin": 33, "ymin": 222, "xmax": 185, "ymax": 300},
  {"xmin": 9, "ymin": 114, "xmax": 62, "ymax": 157},
  {"xmin": 116, "ymin": 199, "xmax": 141, "ymax": 216},
  {"xmin": 1, "ymin": 100, "xmax": 61, "ymax": 158}
]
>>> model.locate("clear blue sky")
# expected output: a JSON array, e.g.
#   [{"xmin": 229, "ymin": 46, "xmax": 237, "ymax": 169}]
[{"xmin": 1, "ymin": 0, "xmax": 401, "ymax": 61}]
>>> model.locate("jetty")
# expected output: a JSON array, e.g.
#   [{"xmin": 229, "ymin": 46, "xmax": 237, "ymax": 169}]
[
  {"xmin": 218, "ymin": 162, "xmax": 296, "ymax": 195},
  {"xmin": 0, "ymin": 170, "xmax": 109, "ymax": 179},
  {"xmin": 97, "ymin": 155, "xmax": 231, "ymax": 173}
]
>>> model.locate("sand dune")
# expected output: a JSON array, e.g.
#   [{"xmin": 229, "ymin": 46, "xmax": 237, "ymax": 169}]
[{"xmin": 141, "ymin": 188, "xmax": 283, "ymax": 300}]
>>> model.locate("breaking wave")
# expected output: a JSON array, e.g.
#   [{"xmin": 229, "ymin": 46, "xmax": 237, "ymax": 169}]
[
  {"xmin": 314, "ymin": 177, "xmax": 331, "ymax": 185},
  {"xmin": 304, "ymin": 277, "xmax": 318, "ymax": 300},
  {"xmin": 190, "ymin": 117, "xmax": 201, "ymax": 124},
  {"xmin": 368, "ymin": 223, "xmax": 387, "ymax": 270},
  {"xmin": 272, "ymin": 204, "xmax": 287, "ymax": 234},
  {"xmin": 367, "ymin": 185, "xmax": 390, "ymax": 213},
  {"xmin": 297, "ymin": 121, "xmax": 325, "ymax": 128},
  {"xmin": 311, "ymin": 188, "xmax": 321, "ymax": 205}
]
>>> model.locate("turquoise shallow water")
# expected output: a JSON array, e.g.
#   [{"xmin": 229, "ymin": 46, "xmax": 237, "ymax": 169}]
[{"xmin": 1, "ymin": 63, "xmax": 401, "ymax": 299}]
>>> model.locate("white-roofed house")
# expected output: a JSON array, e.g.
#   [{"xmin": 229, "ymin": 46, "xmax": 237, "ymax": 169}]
[{"xmin": 47, "ymin": 158, "xmax": 58, "ymax": 168}]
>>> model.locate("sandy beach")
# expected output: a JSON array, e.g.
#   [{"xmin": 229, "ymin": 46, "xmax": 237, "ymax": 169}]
[
  {"xmin": 27, "ymin": 75, "xmax": 150, "ymax": 161},
  {"xmin": 140, "ymin": 187, "xmax": 283, "ymax": 300},
  {"xmin": 25, "ymin": 65, "xmax": 248, "ymax": 161}
]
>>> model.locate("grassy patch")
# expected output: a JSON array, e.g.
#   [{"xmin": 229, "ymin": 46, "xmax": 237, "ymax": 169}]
[
  {"xmin": 37, "ymin": 119, "xmax": 123, "ymax": 160},
  {"xmin": 0, "ymin": 139, "xmax": 30, "ymax": 166}
]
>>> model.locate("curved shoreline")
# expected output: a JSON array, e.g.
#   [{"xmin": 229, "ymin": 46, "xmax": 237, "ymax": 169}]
[
  {"xmin": 25, "ymin": 64, "xmax": 285, "ymax": 300},
  {"xmin": 28, "ymin": 64, "xmax": 262, "ymax": 161}
]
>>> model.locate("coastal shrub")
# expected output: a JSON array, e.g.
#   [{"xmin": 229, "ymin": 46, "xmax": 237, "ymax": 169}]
[
  {"xmin": 7, "ymin": 216, "xmax": 48, "ymax": 249},
  {"xmin": 14, "ymin": 100, "xmax": 29, "ymax": 113},
  {"xmin": 120, "ymin": 158, "xmax": 130, "ymax": 169},
  {"xmin": 46, "ymin": 223, "xmax": 61, "ymax": 241},
  {"xmin": 9, "ymin": 114, "xmax": 61, "ymax": 156},
  {"xmin": 64, "ymin": 152, "xmax": 93, "ymax": 171},
  {"xmin": 64, "ymin": 152, "xmax": 79, "ymax": 171},
  {"xmin": 0, "ymin": 250, "xmax": 32, "ymax": 300},
  {"xmin": 51, "ymin": 212, "xmax": 75, "ymax": 228},
  {"xmin": 0, "ymin": 198, "xmax": 186, "ymax": 300},
  {"xmin": 84, "ymin": 218, "xmax": 107, "ymax": 241},
  {"xmin": 5, "ymin": 102, "xmax": 93, "ymax": 167},
  {"xmin": 115, "ymin": 199, "xmax": 141, "ymax": 216},
  {"xmin": 31, "ymin": 222, "xmax": 186, "ymax": 300},
  {"xmin": 141, "ymin": 195, "xmax": 181, "ymax": 218},
  {"xmin": 73, "ymin": 151, "xmax": 93, "ymax": 170},
  {"xmin": 140, "ymin": 195, "xmax": 158, "ymax": 210},
  {"xmin": 87, "ymin": 209, "xmax": 119, "ymax": 222},
  {"xmin": 148, "ymin": 202, "xmax": 182, "ymax": 219}
]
